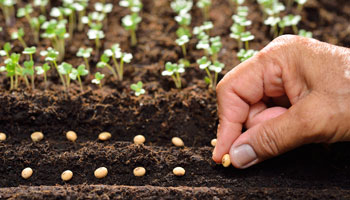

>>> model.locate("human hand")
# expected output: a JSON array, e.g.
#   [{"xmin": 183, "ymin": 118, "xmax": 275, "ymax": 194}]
[{"xmin": 212, "ymin": 35, "xmax": 350, "ymax": 169}]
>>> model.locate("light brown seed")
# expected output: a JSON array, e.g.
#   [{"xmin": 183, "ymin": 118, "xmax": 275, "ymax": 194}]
[
  {"xmin": 171, "ymin": 137, "xmax": 184, "ymax": 147},
  {"xmin": 61, "ymin": 170, "xmax": 73, "ymax": 181},
  {"xmin": 66, "ymin": 131, "xmax": 77, "ymax": 142},
  {"xmin": 31, "ymin": 132, "xmax": 44, "ymax": 142},
  {"xmin": 21, "ymin": 167, "xmax": 33, "ymax": 179},
  {"xmin": 94, "ymin": 167, "xmax": 108, "ymax": 179},
  {"xmin": 211, "ymin": 139, "xmax": 217, "ymax": 147},
  {"xmin": 133, "ymin": 167, "xmax": 146, "ymax": 177},
  {"xmin": 98, "ymin": 132, "xmax": 111, "ymax": 141},
  {"xmin": 0, "ymin": 132, "xmax": 6, "ymax": 141},
  {"xmin": 173, "ymin": 167, "xmax": 185, "ymax": 176},
  {"xmin": 222, "ymin": 154, "xmax": 231, "ymax": 167},
  {"xmin": 133, "ymin": 135, "xmax": 146, "ymax": 145}
]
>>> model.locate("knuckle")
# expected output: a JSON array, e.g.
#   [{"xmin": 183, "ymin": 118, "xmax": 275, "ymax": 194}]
[{"xmin": 256, "ymin": 124, "xmax": 282, "ymax": 158}]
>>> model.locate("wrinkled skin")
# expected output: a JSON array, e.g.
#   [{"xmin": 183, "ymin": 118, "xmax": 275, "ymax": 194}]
[{"xmin": 213, "ymin": 35, "xmax": 350, "ymax": 169}]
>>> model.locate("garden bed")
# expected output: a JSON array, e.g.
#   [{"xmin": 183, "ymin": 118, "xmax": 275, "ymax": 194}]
[{"xmin": 0, "ymin": 0, "xmax": 350, "ymax": 199}]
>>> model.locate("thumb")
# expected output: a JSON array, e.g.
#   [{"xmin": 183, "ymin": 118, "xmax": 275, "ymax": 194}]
[{"xmin": 229, "ymin": 93, "xmax": 333, "ymax": 169}]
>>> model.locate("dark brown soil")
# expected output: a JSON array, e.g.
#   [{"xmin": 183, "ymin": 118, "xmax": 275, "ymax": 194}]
[{"xmin": 0, "ymin": 0, "xmax": 350, "ymax": 199}]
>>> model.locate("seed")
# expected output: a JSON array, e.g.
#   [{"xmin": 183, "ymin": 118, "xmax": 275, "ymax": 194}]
[
  {"xmin": 94, "ymin": 167, "xmax": 108, "ymax": 179},
  {"xmin": 173, "ymin": 167, "xmax": 185, "ymax": 176},
  {"xmin": 31, "ymin": 132, "xmax": 44, "ymax": 142},
  {"xmin": 133, "ymin": 167, "xmax": 146, "ymax": 177},
  {"xmin": 0, "ymin": 132, "xmax": 6, "ymax": 141},
  {"xmin": 211, "ymin": 139, "xmax": 217, "ymax": 147},
  {"xmin": 61, "ymin": 170, "xmax": 73, "ymax": 181},
  {"xmin": 21, "ymin": 167, "xmax": 33, "ymax": 179},
  {"xmin": 222, "ymin": 154, "xmax": 231, "ymax": 167},
  {"xmin": 98, "ymin": 132, "xmax": 111, "ymax": 141},
  {"xmin": 133, "ymin": 135, "xmax": 145, "ymax": 145},
  {"xmin": 171, "ymin": 137, "xmax": 184, "ymax": 147},
  {"xmin": 66, "ymin": 131, "xmax": 77, "ymax": 142}
]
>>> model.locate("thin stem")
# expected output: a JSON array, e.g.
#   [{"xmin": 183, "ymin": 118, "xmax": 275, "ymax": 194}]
[
  {"xmin": 77, "ymin": 75, "xmax": 83, "ymax": 91},
  {"xmin": 175, "ymin": 72, "xmax": 182, "ymax": 89},
  {"xmin": 292, "ymin": 25, "xmax": 298, "ymax": 34},
  {"xmin": 119, "ymin": 58, "xmax": 124, "ymax": 81},
  {"xmin": 43, "ymin": 72, "xmax": 47, "ymax": 90},
  {"xmin": 95, "ymin": 36, "xmax": 100, "ymax": 56},
  {"xmin": 18, "ymin": 37, "xmax": 28, "ymax": 48},
  {"xmin": 53, "ymin": 60, "xmax": 67, "ymax": 91},
  {"xmin": 111, "ymin": 55, "xmax": 121, "ymax": 80},
  {"xmin": 78, "ymin": 10, "xmax": 85, "ymax": 31},
  {"xmin": 130, "ymin": 30, "xmax": 137, "ymax": 47},
  {"xmin": 84, "ymin": 57, "xmax": 90, "ymax": 72},
  {"xmin": 10, "ymin": 76, "xmax": 14, "ymax": 90},
  {"xmin": 105, "ymin": 63, "xmax": 118, "ymax": 79},
  {"xmin": 181, "ymin": 44, "xmax": 187, "ymax": 57},
  {"xmin": 205, "ymin": 67, "xmax": 213, "ymax": 87},
  {"xmin": 213, "ymin": 72, "xmax": 218, "ymax": 90},
  {"xmin": 245, "ymin": 41, "xmax": 249, "ymax": 50},
  {"xmin": 23, "ymin": 75, "xmax": 30, "ymax": 89},
  {"xmin": 279, "ymin": 27, "xmax": 285, "ymax": 36}
]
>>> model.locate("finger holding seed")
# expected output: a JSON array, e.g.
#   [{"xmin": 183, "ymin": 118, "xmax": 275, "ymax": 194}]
[
  {"xmin": 31, "ymin": 132, "xmax": 44, "ymax": 142},
  {"xmin": 173, "ymin": 167, "xmax": 185, "ymax": 176},
  {"xmin": 21, "ymin": 167, "xmax": 33, "ymax": 179},
  {"xmin": 133, "ymin": 135, "xmax": 146, "ymax": 145},
  {"xmin": 0, "ymin": 132, "xmax": 6, "ymax": 141},
  {"xmin": 222, "ymin": 154, "xmax": 231, "ymax": 167},
  {"xmin": 98, "ymin": 132, "xmax": 111, "ymax": 141},
  {"xmin": 172, "ymin": 137, "xmax": 184, "ymax": 147},
  {"xmin": 94, "ymin": 167, "xmax": 108, "ymax": 179},
  {"xmin": 61, "ymin": 170, "xmax": 73, "ymax": 181},
  {"xmin": 133, "ymin": 167, "xmax": 146, "ymax": 177},
  {"xmin": 66, "ymin": 131, "xmax": 77, "ymax": 142}
]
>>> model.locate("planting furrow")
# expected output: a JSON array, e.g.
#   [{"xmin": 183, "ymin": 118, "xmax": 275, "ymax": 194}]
[
  {"xmin": 1, "ymin": 141, "xmax": 350, "ymax": 189},
  {"xmin": 1, "ymin": 185, "xmax": 350, "ymax": 199}
]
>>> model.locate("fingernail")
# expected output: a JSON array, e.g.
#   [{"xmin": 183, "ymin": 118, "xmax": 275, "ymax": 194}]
[{"xmin": 230, "ymin": 144, "xmax": 258, "ymax": 169}]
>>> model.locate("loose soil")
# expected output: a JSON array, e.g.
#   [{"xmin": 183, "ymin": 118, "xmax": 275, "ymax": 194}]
[{"xmin": 0, "ymin": 0, "xmax": 350, "ymax": 199}]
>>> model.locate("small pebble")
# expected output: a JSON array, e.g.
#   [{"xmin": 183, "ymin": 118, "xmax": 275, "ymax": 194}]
[
  {"xmin": 61, "ymin": 170, "xmax": 73, "ymax": 181},
  {"xmin": 31, "ymin": 132, "xmax": 44, "ymax": 142},
  {"xmin": 171, "ymin": 137, "xmax": 184, "ymax": 147},
  {"xmin": 133, "ymin": 135, "xmax": 145, "ymax": 145},
  {"xmin": 211, "ymin": 139, "xmax": 217, "ymax": 147},
  {"xmin": 94, "ymin": 167, "xmax": 108, "ymax": 179},
  {"xmin": 222, "ymin": 154, "xmax": 231, "ymax": 167},
  {"xmin": 133, "ymin": 167, "xmax": 146, "ymax": 177},
  {"xmin": 173, "ymin": 167, "xmax": 185, "ymax": 176},
  {"xmin": 66, "ymin": 131, "xmax": 77, "ymax": 142},
  {"xmin": 98, "ymin": 132, "xmax": 111, "ymax": 141},
  {"xmin": 0, "ymin": 132, "xmax": 6, "ymax": 141},
  {"xmin": 21, "ymin": 167, "xmax": 33, "ymax": 179}
]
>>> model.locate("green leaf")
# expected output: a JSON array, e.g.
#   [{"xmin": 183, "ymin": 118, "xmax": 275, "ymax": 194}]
[
  {"xmin": 4, "ymin": 43, "xmax": 11, "ymax": 52},
  {"xmin": 101, "ymin": 54, "xmax": 110, "ymax": 63},
  {"xmin": 77, "ymin": 64, "xmax": 89, "ymax": 76},
  {"xmin": 204, "ymin": 76, "xmax": 211, "ymax": 84},
  {"xmin": 23, "ymin": 46, "xmax": 37, "ymax": 55},
  {"xmin": 23, "ymin": 60, "xmax": 34, "ymax": 68}
]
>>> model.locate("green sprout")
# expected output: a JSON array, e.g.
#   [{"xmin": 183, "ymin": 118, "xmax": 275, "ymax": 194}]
[
  {"xmin": 35, "ymin": 63, "xmax": 50, "ymax": 88},
  {"xmin": 130, "ymin": 81, "xmax": 145, "ymax": 96},
  {"xmin": 175, "ymin": 35, "xmax": 189, "ymax": 56},
  {"xmin": 87, "ymin": 23, "xmax": 105, "ymax": 54},
  {"xmin": 34, "ymin": 0, "xmax": 49, "ymax": 15},
  {"xmin": 295, "ymin": 0, "xmax": 307, "ymax": 13},
  {"xmin": 230, "ymin": 12, "xmax": 253, "ymax": 49},
  {"xmin": 119, "ymin": 0, "xmax": 143, "ymax": 13},
  {"xmin": 0, "ymin": 0, "xmax": 16, "ymax": 26},
  {"xmin": 197, "ymin": 56, "xmax": 224, "ymax": 89},
  {"xmin": 6, "ymin": 53, "xmax": 30, "ymax": 90},
  {"xmin": 30, "ymin": 15, "xmax": 46, "ymax": 44},
  {"xmin": 11, "ymin": 28, "xmax": 27, "ymax": 48},
  {"xmin": 70, "ymin": 64, "xmax": 89, "ymax": 91},
  {"xmin": 264, "ymin": 16, "xmax": 281, "ymax": 38},
  {"xmin": 278, "ymin": 14, "xmax": 301, "ymax": 35},
  {"xmin": 170, "ymin": 0, "xmax": 193, "ymax": 15},
  {"xmin": 104, "ymin": 43, "xmax": 133, "ymax": 81},
  {"xmin": 196, "ymin": 0, "xmax": 211, "ymax": 20},
  {"xmin": 73, "ymin": 0, "xmax": 89, "ymax": 31},
  {"xmin": 231, "ymin": 0, "xmax": 245, "ymax": 11},
  {"xmin": 122, "ymin": 13, "xmax": 142, "ymax": 46},
  {"xmin": 94, "ymin": 2, "xmax": 113, "ymax": 25},
  {"xmin": 40, "ymin": 47, "xmax": 66, "ymax": 90},
  {"xmin": 298, "ymin": 29, "xmax": 312, "ymax": 38},
  {"xmin": 258, "ymin": 0, "xmax": 285, "ymax": 19},
  {"xmin": 76, "ymin": 47, "xmax": 93, "ymax": 72},
  {"xmin": 97, "ymin": 53, "xmax": 118, "ymax": 79},
  {"xmin": 0, "ymin": 42, "xmax": 12, "ymax": 58},
  {"xmin": 58, "ymin": 62, "xmax": 73, "ymax": 90},
  {"xmin": 92, "ymin": 72, "xmax": 105, "ymax": 88},
  {"xmin": 23, "ymin": 46, "xmax": 37, "ymax": 89},
  {"xmin": 162, "ymin": 62, "xmax": 185, "ymax": 89},
  {"xmin": 193, "ymin": 21, "xmax": 213, "ymax": 36},
  {"xmin": 237, "ymin": 49, "xmax": 258, "ymax": 62}
]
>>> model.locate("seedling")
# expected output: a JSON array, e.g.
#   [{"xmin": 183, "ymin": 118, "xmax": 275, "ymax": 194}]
[
  {"xmin": 122, "ymin": 13, "xmax": 142, "ymax": 46},
  {"xmin": 264, "ymin": 16, "xmax": 281, "ymax": 37},
  {"xmin": 119, "ymin": 0, "xmax": 143, "ymax": 13},
  {"xmin": 66, "ymin": 131, "xmax": 77, "ymax": 142},
  {"xmin": 278, "ymin": 14, "xmax": 301, "ymax": 34},
  {"xmin": 70, "ymin": 65, "xmax": 89, "ymax": 91},
  {"xmin": 4, "ymin": 53, "xmax": 30, "ymax": 90},
  {"xmin": 73, "ymin": 0, "xmax": 89, "ymax": 31},
  {"xmin": 133, "ymin": 167, "xmax": 146, "ymax": 177},
  {"xmin": 94, "ymin": 167, "xmax": 108, "ymax": 179},
  {"xmin": 97, "ymin": 54, "xmax": 118, "ymax": 79},
  {"xmin": 58, "ymin": 62, "xmax": 73, "ymax": 90},
  {"xmin": 76, "ymin": 47, "xmax": 93, "ymax": 71},
  {"xmin": 193, "ymin": 21, "xmax": 213, "ymax": 36},
  {"xmin": 237, "ymin": 49, "xmax": 258, "ymax": 62},
  {"xmin": 173, "ymin": 167, "xmax": 185, "ymax": 176},
  {"xmin": 197, "ymin": 0, "xmax": 211, "ymax": 20},
  {"xmin": 98, "ymin": 132, "xmax": 111, "ymax": 141},
  {"xmin": 31, "ymin": 131, "xmax": 44, "ymax": 142},
  {"xmin": 40, "ymin": 47, "xmax": 66, "ymax": 90},
  {"xmin": 87, "ymin": 24, "xmax": 105, "ymax": 54},
  {"xmin": 34, "ymin": 0, "xmax": 49, "ymax": 15},
  {"xmin": 0, "ymin": 42, "xmax": 11, "ymax": 58},
  {"xmin": 222, "ymin": 154, "xmax": 231, "ymax": 167},
  {"xmin": 23, "ymin": 47, "xmax": 37, "ymax": 89},
  {"xmin": 35, "ymin": 63, "xmax": 50, "ymax": 88},
  {"xmin": 230, "ymin": 12, "xmax": 253, "ymax": 49},
  {"xmin": 11, "ymin": 28, "xmax": 27, "ymax": 48},
  {"xmin": 94, "ymin": 2, "xmax": 113, "ymax": 25},
  {"xmin": 171, "ymin": 137, "xmax": 184, "ymax": 147},
  {"xmin": 231, "ymin": 0, "xmax": 245, "ymax": 11},
  {"xmin": 133, "ymin": 135, "xmax": 146, "ymax": 144},
  {"xmin": 61, "ymin": 170, "xmax": 73, "ymax": 181},
  {"xmin": 295, "ymin": 0, "xmax": 307, "ymax": 13},
  {"xmin": 0, "ymin": 0, "xmax": 16, "ymax": 26},
  {"xmin": 103, "ymin": 44, "xmax": 133, "ymax": 80},
  {"xmin": 298, "ymin": 29, "xmax": 312, "ymax": 38},
  {"xmin": 29, "ymin": 15, "xmax": 47, "ymax": 43},
  {"xmin": 0, "ymin": 132, "xmax": 6, "ymax": 141},
  {"xmin": 175, "ymin": 35, "xmax": 189, "ymax": 56},
  {"xmin": 21, "ymin": 167, "xmax": 33, "ymax": 179},
  {"xmin": 198, "ymin": 55, "xmax": 225, "ymax": 89},
  {"xmin": 162, "ymin": 62, "xmax": 185, "ymax": 89},
  {"xmin": 92, "ymin": 72, "xmax": 105, "ymax": 88},
  {"xmin": 130, "ymin": 81, "xmax": 145, "ymax": 96},
  {"xmin": 171, "ymin": 0, "xmax": 193, "ymax": 15}
]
